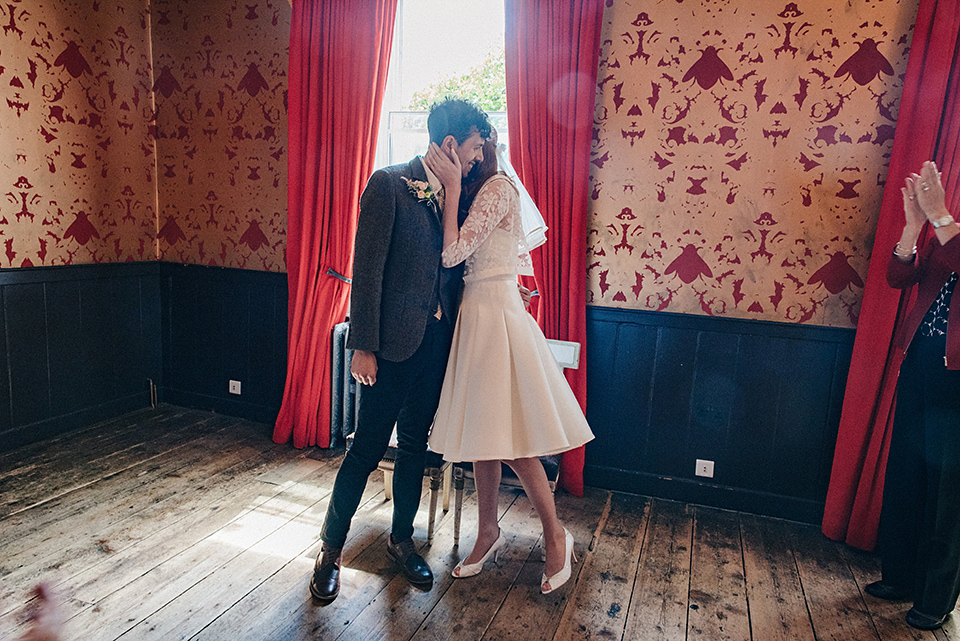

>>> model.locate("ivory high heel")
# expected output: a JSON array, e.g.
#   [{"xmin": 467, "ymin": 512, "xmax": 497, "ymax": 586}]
[
  {"xmin": 452, "ymin": 531, "xmax": 507, "ymax": 578},
  {"xmin": 541, "ymin": 528, "xmax": 576, "ymax": 594}
]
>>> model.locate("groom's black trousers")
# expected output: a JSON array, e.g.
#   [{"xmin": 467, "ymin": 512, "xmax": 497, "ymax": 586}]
[{"xmin": 321, "ymin": 320, "xmax": 453, "ymax": 549}]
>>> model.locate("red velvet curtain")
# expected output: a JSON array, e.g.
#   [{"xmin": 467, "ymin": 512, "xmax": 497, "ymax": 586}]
[
  {"xmin": 274, "ymin": 0, "xmax": 398, "ymax": 448},
  {"xmin": 504, "ymin": 0, "xmax": 604, "ymax": 496},
  {"xmin": 822, "ymin": 0, "xmax": 960, "ymax": 550}
]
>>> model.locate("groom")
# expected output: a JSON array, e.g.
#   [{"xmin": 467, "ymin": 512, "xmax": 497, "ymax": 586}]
[{"xmin": 310, "ymin": 99, "xmax": 491, "ymax": 603}]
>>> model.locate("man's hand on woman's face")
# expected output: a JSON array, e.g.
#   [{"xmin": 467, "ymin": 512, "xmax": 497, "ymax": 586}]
[{"xmin": 424, "ymin": 142, "xmax": 461, "ymax": 190}]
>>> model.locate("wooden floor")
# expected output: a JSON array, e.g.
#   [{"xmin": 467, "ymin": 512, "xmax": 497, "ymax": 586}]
[{"xmin": 0, "ymin": 406, "xmax": 957, "ymax": 641}]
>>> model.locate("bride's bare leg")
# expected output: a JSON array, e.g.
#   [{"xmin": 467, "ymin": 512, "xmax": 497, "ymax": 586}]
[
  {"xmin": 463, "ymin": 459, "xmax": 503, "ymax": 564},
  {"xmin": 503, "ymin": 457, "xmax": 566, "ymax": 578}
]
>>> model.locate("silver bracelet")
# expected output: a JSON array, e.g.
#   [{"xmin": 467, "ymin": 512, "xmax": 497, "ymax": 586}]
[{"xmin": 893, "ymin": 242, "xmax": 916, "ymax": 258}]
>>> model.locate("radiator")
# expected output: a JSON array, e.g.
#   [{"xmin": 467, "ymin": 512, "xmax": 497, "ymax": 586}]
[{"xmin": 330, "ymin": 322, "xmax": 361, "ymax": 447}]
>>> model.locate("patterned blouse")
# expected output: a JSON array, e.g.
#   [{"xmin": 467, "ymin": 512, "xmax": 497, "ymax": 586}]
[{"xmin": 920, "ymin": 271, "xmax": 958, "ymax": 337}]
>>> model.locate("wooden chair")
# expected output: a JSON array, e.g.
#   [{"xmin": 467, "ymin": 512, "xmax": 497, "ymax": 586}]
[{"xmin": 450, "ymin": 338, "xmax": 582, "ymax": 546}]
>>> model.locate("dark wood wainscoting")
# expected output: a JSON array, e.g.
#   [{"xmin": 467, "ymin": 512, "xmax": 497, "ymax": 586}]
[
  {"xmin": 1, "ymin": 264, "xmax": 854, "ymax": 525},
  {"xmin": 0, "ymin": 262, "xmax": 287, "ymax": 451},
  {"xmin": 0, "ymin": 263, "xmax": 162, "ymax": 450},
  {"xmin": 161, "ymin": 262, "xmax": 287, "ymax": 425},
  {"xmin": 584, "ymin": 306, "xmax": 855, "ymax": 524}
]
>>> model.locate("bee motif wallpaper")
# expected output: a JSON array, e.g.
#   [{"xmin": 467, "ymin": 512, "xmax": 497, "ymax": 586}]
[
  {"xmin": 0, "ymin": 0, "xmax": 921, "ymax": 298},
  {"xmin": 0, "ymin": 1, "xmax": 157, "ymax": 266},
  {"xmin": 151, "ymin": 0, "xmax": 289, "ymax": 271},
  {"xmin": 0, "ymin": 0, "xmax": 289, "ymax": 271},
  {"xmin": 588, "ymin": 0, "xmax": 918, "ymax": 327}
]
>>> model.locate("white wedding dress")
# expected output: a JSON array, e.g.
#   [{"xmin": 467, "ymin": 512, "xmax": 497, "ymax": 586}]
[{"xmin": 428, "ymin": 174, "xmax": 594, "ymax": 462}]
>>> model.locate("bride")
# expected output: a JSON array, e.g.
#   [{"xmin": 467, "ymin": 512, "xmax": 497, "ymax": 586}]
[{"xmin": 424, "ymin": 130, "xmax": 594, "ymax": 594}]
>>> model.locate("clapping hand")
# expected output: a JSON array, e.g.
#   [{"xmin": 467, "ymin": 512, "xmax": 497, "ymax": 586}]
[
  {"xmin": 908, "ymin": 161, "xmax": 948, "ymax": 222},
  {"xmin": 902, "ymin": 174, "xmax": 927, "ymax": 231}
]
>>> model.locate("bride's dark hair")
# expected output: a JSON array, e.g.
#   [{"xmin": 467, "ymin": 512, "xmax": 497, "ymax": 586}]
[{"xmin": 458, "ymin": 137, "xmax": 504, "ymax": 222}]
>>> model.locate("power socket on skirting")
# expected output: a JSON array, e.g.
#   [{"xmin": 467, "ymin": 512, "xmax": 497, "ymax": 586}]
[{"xmin": 695, "ymin": 459, "xmax": 714, "ymax": 478}]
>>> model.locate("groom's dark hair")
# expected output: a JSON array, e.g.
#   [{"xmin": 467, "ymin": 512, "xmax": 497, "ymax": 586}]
[{"xmin": 427, "ymin": 98, "xmax": 491, "ymax": 145}]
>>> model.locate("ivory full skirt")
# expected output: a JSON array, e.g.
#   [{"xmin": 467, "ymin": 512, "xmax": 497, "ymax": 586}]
[{"xmin": 428, "ymin": 276, "xmax": 594, "ymax": 462}]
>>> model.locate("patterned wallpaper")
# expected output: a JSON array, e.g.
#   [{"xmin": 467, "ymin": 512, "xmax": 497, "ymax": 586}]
[
  {"xmin": 588, "ymin": 0, "xmax": 918, "ymax": 327},
  {"xmin": 151, "ymin": 0, "xmax": 289, "ymax": 271},
  {"xmin": 0, "ymin": 0, "xmax": 920, "ymax": 310},
  {"xmin": 0, "ymin": 1, "xmax": 157, "ymax": 266},
  {"xmin": 0, "ymin": 0, "xmax": 289, "ymax": 271}
]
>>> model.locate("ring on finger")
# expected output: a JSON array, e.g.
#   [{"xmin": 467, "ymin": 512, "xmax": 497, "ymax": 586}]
[{"xmin": 922, "ymin": 183, "xmax": 930, "ymax": 191}]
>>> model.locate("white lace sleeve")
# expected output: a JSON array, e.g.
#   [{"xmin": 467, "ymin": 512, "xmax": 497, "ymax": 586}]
[
  {"xmin": 441, "ymin": 175, "xmax": 519, "ymax": 267},
  {"xmin": 517, "ymin": 251, "xmax": 534, "ymax": 276}
]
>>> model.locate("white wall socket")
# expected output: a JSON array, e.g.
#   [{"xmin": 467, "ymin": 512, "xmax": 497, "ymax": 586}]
[
  {"xmin": 229, "ymin": 380, "xmax": 241, "ymax": 395},
  {"xmin": 695, "ymin": 459, "xmax": 714, "ymax": 478}
]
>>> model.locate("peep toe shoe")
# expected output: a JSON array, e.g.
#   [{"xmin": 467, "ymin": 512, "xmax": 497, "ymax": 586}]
[
  {"xmin": 452, "ymin": 532, "xmax": 507, "ymax": 578},
  {"xmin": 541, "ymin": 528, "xmax": 576, "ymax": 594}
]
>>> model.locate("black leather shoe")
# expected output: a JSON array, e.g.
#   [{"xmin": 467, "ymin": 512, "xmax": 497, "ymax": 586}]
[
  {"xmin": 309, "ymin": 545, "xmax": 342, "ymax": 603},
  {"xmin": 906, "ymin": 608, "xmax": 948, "ymax": 631},
  {"xmin": 387, "ymin": 535, "xmax": 433, "ymax": 589},
  {"xmin": 864, "ymin": 581, "xmax": 909, "ymax": 601}
]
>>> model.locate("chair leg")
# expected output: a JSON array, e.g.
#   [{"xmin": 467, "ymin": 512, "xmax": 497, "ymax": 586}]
[
  {"xmin": 428, "ymin": 468, "xmax": 442, "ymax": 542},
  {"xmin": 381, "ymin": 463, "xmax": 394, "ymax": 501},
  {"xmin": 453, "ymin": 466, "xmax": 465, "ymax": 547},
  {"xmin": 442, "ymin": 463, "xmax": 452, "ymax": 512}
]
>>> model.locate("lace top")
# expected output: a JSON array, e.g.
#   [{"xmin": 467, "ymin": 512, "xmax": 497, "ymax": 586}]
[{"xmin": 441, "ymin": 174, "xmax": 534, "ymax": 281}]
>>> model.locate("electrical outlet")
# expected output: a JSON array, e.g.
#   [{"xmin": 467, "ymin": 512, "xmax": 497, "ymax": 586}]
[
  {"xmin": 229, "ymin": 380, "xmax": 241, "ymax": 395},
  {"xmin": 695, "ymin": 459, "xmax": 714, "ymax": 478}
]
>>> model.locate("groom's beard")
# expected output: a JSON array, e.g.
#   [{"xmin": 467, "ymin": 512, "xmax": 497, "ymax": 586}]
[{"xmin": 465, "ymin": 162, "xmax": 481, "ymax": 181}]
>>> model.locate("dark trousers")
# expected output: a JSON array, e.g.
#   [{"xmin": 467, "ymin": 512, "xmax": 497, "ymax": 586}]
[
  {"xmin": 879, "ymin": 333, "xmax": 960, "ymax": 616},
  {"xmin": 320, "ymin": 321, "xmax": 452, "ymax": 549}
]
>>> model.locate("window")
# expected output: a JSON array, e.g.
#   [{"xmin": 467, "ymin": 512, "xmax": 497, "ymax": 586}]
[{"xmin": 374, "ymin": 0, "xmax": 507, "ymax": 169}]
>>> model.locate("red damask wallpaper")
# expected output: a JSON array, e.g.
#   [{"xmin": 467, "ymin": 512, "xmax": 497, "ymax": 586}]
[
  {"xmin": 0, "ymin": 0, "xmax": 289, "ymax": 271},
  {"xmin": 0, "ymin": 1, "xmax": 157, "ymax": 266},
  {"xmin": 151, "ymin": 0, "xmax": 288, "ymax": 271},
  {"xmin": 589, "ymin": 0, "xmax": 918, "ymax": 328}
]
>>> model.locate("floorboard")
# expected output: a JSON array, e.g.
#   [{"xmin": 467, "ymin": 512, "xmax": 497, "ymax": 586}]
[
  {"xmin": 687, "ymin": 506, "xmax": 750, "ymax": 641},
  {"xmin": 553, "ymin": 492, "xmax": 646, "ymax": 641},
  {"xmin": 1, "ymin": 405, "xmax": 957, "ymax": 641},
  {"xmin": 740, "ymin": 513, "xmax": 816, "ymax": 641},
  {"xmin": 622, "ymin": 498, "xmax": 693, "ymax": 641}
]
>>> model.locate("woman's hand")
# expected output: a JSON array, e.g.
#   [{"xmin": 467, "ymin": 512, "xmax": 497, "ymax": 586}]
[
  {"xmin": 424, "ymin": 142, "xmax": 461, "ymax": 192},
  {"xmin": 908, "ymin": 160, "xmax": 958, "ymax": 247},
  {"xmin": 911, "ymin": 160, "xmax": 949, "ymax": 222},
  {"xmin": 901, "ymin": 176, "xmax": 926, "ymax": 232}
]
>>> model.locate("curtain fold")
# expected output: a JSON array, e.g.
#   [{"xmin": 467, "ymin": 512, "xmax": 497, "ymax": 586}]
[
  {"xmin": 822, "ymin": 0, "xmax": 960, "ymax": 550},
  {"xmin": 274, "ymin": 0, "xmax": 398, "ymax": 448},
  {"xmin": 505, "ymin": 0, "xmax": 604, "ymax": 496}
]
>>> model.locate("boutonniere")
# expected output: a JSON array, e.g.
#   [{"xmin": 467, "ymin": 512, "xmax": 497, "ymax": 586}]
[{"xmin": 401, "ymin": 177, "xmax": 437, "ymax": 209}]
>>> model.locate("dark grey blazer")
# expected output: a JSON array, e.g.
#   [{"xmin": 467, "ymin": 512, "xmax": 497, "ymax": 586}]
[{"xmin": 346, "ymin": 157, "xmax": 464, "ymax": 362}]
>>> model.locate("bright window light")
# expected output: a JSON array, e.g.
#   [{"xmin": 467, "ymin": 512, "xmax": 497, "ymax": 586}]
[{"xmin": 374, "ymin": 0, "xmax": 507, "ymax": 169}]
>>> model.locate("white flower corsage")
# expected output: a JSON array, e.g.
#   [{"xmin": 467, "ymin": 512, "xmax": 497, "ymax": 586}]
[{"xmin": 402, "ymin": 177, "xmax": 437, "ymax": 209}]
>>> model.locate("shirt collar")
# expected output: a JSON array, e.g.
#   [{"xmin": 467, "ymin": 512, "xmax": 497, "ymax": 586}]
[{"xmin": 421, "ymin": 158, "xmax": 443, "ymax": 196}]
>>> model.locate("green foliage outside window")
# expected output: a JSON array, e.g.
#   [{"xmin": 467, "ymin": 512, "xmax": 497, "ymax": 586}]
[{"xmin": 405, "ymin": 47, "xmax": 506, "ymax": 111}]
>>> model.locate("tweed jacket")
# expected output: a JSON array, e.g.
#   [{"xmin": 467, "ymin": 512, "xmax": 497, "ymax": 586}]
[{"xmin": 346, "ymin": 157, "xmax": 464, "ymax": 362}]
